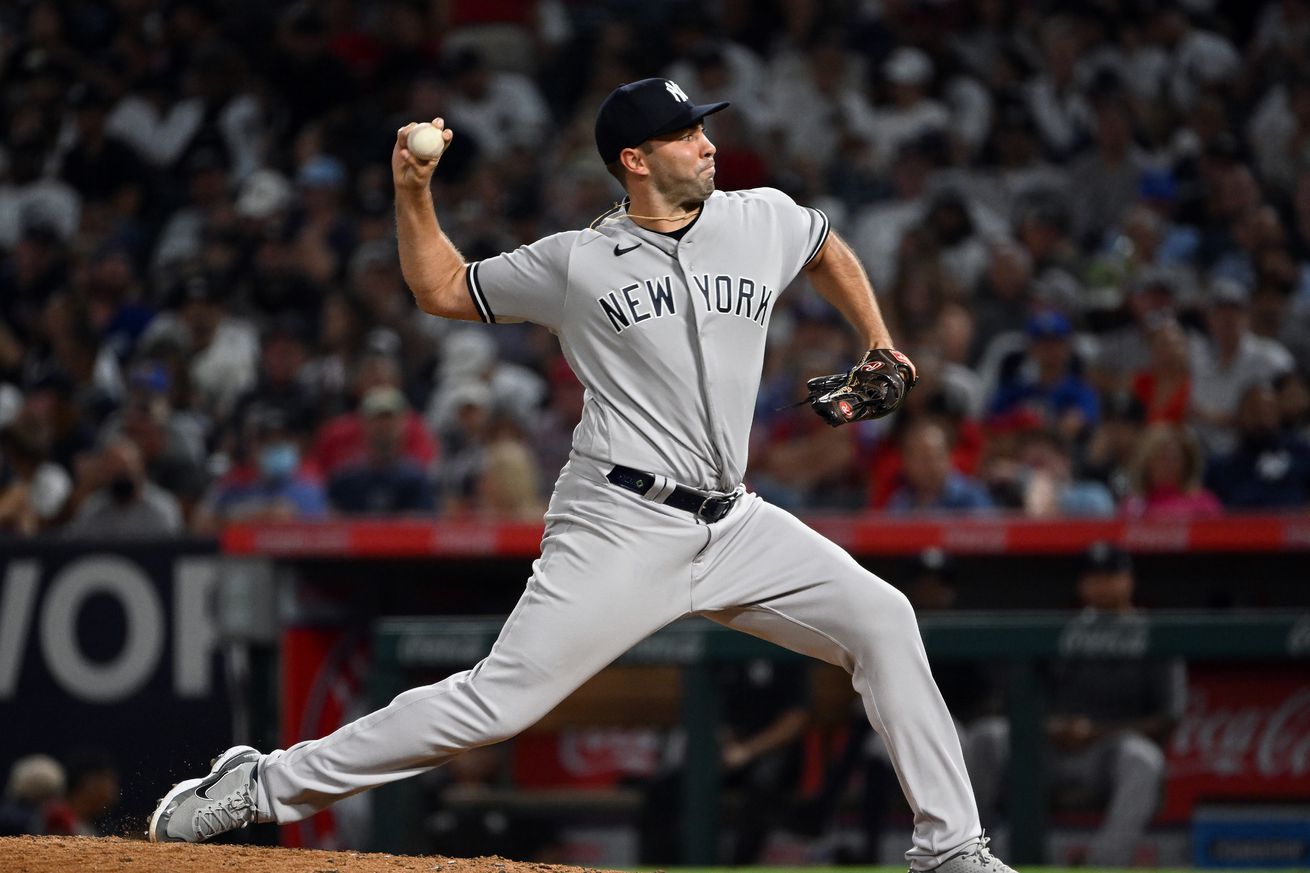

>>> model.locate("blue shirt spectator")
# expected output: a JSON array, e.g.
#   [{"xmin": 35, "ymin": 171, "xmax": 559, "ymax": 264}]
[
  {"xmin": 199, "ymin": 407, "xmax": 328, "ymax": 526},
  {"xmin": 328, "ymin": 387, "xmax": 436, "ymax": 514},
  {"xmin": 887, "ymin": 419, "xmax": 995, "ymax": 514},
  {"xmin": 1206, "ymin": 383, "xmax": 1310, "ymax": 508},
  {"xmin": 990, "ymin": 311, "xmax": 1100, "ymax": 441}
]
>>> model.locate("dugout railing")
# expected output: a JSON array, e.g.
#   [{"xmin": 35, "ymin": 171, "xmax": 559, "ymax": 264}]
[{"xmin": 369, "ymin": 610, "xmax": 1310, "ymax": 865}]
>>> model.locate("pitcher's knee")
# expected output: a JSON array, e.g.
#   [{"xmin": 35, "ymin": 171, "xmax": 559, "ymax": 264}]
[{"xmin": 859, "ymin": 579, "xmax": 917, "ymax": 636}]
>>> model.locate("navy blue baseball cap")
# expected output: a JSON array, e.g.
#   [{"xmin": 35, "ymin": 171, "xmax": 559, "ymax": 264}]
[{"xmin": 595, "ymin": 78, "xmax": 729, "ymax": 165}]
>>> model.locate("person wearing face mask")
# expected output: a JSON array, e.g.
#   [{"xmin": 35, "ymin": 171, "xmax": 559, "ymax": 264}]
[
  {"xmin": 65, "ymin": 436, "xmax": 183, "ymax": 538},
  {"xmin": 1205, "ymin": 381, "xmax": 1310, "ymax": 508},
  {"xmin": 198, "ymin": 406, "xmax": 328, "ymax": 528}
]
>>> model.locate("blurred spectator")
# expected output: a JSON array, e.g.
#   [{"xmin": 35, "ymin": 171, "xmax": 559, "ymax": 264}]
[
  {"xmin": 264, "ymin": 3, "xmax": 357, "ymax": 134},
  {"xmin": 640, "ymin": 659, "xmax": 810, "ymax": 865},
  {"xmin": 0, "ymin": 128, "xmax": 81, "ymax": 249},
  {"xmin": 768, "ymin": 36, "xmax": 875, "ymax": 173},
  {"xmin": 905, "ymin": 188, "xmax": 992, "ymax": 302},
  {"xmin": 151, "ymin": 147, "xmax": 234, "ymax": 280},
  {"xmin": 887, "ymin": 418, "xmax": 994, "ymax": 514},
  {"xmin": 311, "ymin": 351, "xmax": 437, "ymax": 478},
  {"xmin": 993, "ymin": 428, "xmax": 1116, "ymax": 518},
  {"xmin": 0, "ymin": 754, "xmax": 65, "ymax": 837},
  {"xmin": 443, "ymin": 48, "xmax": 551, "ymax": 160},
  {"xmin": 57, "ymin": 82, "xmax": 147, "ymax": 221},
  {"xmin": 303, "ymin": 291, "xmax": 371, "ymax": 416},
  {"xmin": 228, "ymin": 315, "xmax": 319, "ymax": 445},
  {"xmin": 288, "ymin": 154, "xmax": 357, "ymax": 286},
  {"xmin": 1275, "ymin": 370, "xmax": 1310, "ymax": 438},
  {"xmin": 1206, "ymin": 382, "xmax": 1310, "ymax": 509},
  {"xmin": 197, "ymin": 407, "xmax": 328, "ymax": 528},
  {"xmin": 472, "ymin": 435, "xmax": 546, "ymax": 520},
  {"xmin": 42, "ymin": 750, "xmax": 118, "ymax": 837},
  {"xmin": 0, "ymin": 415, "xmax": 73, "ymax": 534},
  {"xmin": 971, "ymin": 100, "xmax": 1070, "ymax": 227},
  {"xmin": 105, "ymin": 43, "xmax": 263, "ymax": 175},
  {"xmin": 1012, "ymin": 196, "xmax": 1081, "ymax": 309},
  {"xmin": 348, "ymin": 239, "xmax": 441, "ymax": 380},
  {"xmin": 20, "ymin": 370, "xmax": 96, "ymax": 474},
  {"xmin": 989, "ymin": 311, "xmax": 1099, "ymax": 443},
  {"xmin": 244, "ymin": 215, "xmax": 329, "ymax": 321},
  {"xmin": 1191, "ymin": 279, "xmax": 1296, "ymax": 453},
  {"xmin": 868, "ymin": 398, "xmax": 985, "ymax": 511},
  {"xmin": 1025, "ymin": 17, "xmax": 1093, "ymax": 158},
  {"xmin": 139, "ymin": 272, "xmax": 259, "ymax": 422},
  {"xmin": 1131, "ymin": 317, "xmax": 1192, "ymax": 424},
  {"xmin": 1082, "ymin": 391, "xmax": 1149, "ymax": 502},
  {"xmin": 1068, "ymin": 92, "xmax": 1155, "ymax": 248},
  {"xmin": 1150, "ymin": 4, "xmax": 1241, "ymax": 114},
  {"xmin": 0, "ymin": 225, "xmax": 69, "ymax": 375},
  {"xmin": 1123, "ymin": 424, "xmax": 1223, "ymax": 519},
  {"xmin": 65, "ymin": 436, "xmax": 183, "ymax": 538},
  {"xmin": 38, "ymin": 292, "xmax": 124, "ymax": 410},
  {"xmin": 100, "ymin": 362, "xmax": 209, "ymax": 515},
  {"xmin": 872, "ymin": 48, "xmax": 952, "ymax": 170},
  {"xmin": 970, "ymin": 543, "xmax": 1185, "ymax": 867},
  {"xmin": 328, "ymin": 387, "xmax": 436, "ymax": 515},
  {"xmin": 426, "ymin": 328, "xmax": 546, "ymax": 435},
  {"xmin": 970, "ymin": 242, "xmax": 1035, "ymax": 366},
  {"xmin": 1090, "ymin": 271, "xmax": 1200, "ymax": 394}
]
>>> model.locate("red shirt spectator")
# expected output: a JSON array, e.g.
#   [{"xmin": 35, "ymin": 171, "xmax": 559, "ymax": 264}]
[
  {"xmin": 867, "ymin": 416, "xmax": 984, "ymax": 509},
  {"xmin": 1131, "ymin": 370, "xmax": 1190, "ymax": 424},
  {"xmin": 311, "ymin": 409, "xmax": 436, "ymax": 477},
  {"xmin": 1130, "ymin": 318, "xmax": 1192, "ymax": 424}
]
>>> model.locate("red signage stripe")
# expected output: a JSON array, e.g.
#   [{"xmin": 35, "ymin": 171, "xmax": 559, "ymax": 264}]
[{"xmin": 219, "ymin": 514, "xmax": 1310, "ymax": 558}]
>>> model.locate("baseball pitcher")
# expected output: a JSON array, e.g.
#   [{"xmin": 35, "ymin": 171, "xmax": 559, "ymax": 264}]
[{"xmin": 150, "ymin": 78, "xmax": 1015, "ymax": 873}]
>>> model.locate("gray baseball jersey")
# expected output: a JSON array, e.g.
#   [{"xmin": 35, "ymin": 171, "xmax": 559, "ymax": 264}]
[
  {"xmin": 465, "ymin": 187, "xmax": 828, "ymax": 490},
  {"xmin": 257, "ymin": 188, "xmax": 982, "ymax": 870}
]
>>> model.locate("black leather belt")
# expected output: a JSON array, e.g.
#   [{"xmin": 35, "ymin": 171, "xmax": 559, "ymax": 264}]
[{"xmin": 605, "ymin": 464, "xmax": 740, "ymax": 524}]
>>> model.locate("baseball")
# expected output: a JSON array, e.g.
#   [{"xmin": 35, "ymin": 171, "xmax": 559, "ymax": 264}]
[{"xmin": 406, "ymin": 122, "xmax": 446, "ymax": 161}]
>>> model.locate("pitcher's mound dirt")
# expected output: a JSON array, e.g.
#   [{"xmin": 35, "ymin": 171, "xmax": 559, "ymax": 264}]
[{"xmin": 0, "ymin": 835, "xmax": 619, "ymax": 873}]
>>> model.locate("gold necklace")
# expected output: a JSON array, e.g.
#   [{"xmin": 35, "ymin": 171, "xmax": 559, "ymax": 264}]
[
  {"xmin": 589, "ymin": 201, "xmax": 700, "ymax": 229},
  {"xmin": 623, "ymin": 208, "xmax": 701, "ymax": 221}
]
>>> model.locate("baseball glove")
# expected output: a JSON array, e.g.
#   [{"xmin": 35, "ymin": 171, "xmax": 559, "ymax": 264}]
[{"xmin": 806, "ymin": 348, "xmax": 918, "ymax": 426}]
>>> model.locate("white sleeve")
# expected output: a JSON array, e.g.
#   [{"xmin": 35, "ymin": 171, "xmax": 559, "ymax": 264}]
[
  {"xmin": 465, "ymin": 231, "xmax": 576, "ymax": 331},
  {"xmin": 749, "ymin": 187, "xmax": 831, "ymax": 279}
]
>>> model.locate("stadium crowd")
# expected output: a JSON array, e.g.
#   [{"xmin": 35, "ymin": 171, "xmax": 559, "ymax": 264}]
[{"xmin": 3, "ymin": 0, "xmax": 1310, "ymax": 536}]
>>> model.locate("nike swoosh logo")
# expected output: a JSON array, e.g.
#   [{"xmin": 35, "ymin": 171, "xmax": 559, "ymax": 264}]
[{"xmin": 614, "ymin": 243, "xmax": 641, "ymax": 256}]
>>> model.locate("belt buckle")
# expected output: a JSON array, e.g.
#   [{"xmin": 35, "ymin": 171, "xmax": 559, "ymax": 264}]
[{"xmin": 697, "ymin": 492, "xmax": 737, "ymax": 524}]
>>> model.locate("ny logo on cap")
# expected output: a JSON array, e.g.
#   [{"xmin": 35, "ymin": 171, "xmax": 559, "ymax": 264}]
[{"xmin": 664, "ymin": 80, "xmax": 689, "ymax": 103}]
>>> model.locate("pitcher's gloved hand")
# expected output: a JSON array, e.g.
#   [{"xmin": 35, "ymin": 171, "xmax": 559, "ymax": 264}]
[{"xmin": 806, "ymin": 348, "xmax": 918, "ymax": 427}]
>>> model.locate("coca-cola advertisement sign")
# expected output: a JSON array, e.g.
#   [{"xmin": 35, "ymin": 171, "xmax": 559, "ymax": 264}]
[{"xmin": 1162, "ymin": 666, "xmax": 1310, "ymax": 821}]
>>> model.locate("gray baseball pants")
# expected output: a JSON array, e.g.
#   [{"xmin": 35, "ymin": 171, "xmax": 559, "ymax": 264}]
[{"xmin": 258, "ymin": 462, "xmax": 982, "ymax": 868}]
